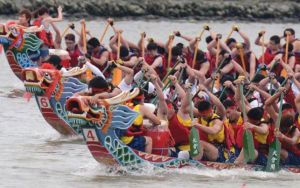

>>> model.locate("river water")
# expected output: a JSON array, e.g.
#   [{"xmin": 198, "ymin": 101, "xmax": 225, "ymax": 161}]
[{"xmin": 1, "ymin": 19, "xmax": 300, "ymax": 188}]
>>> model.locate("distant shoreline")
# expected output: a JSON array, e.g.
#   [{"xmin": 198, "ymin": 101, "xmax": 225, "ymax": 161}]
[{"xmin": 2, "ymin": 0, "xmax": 300, "ymax": 23}]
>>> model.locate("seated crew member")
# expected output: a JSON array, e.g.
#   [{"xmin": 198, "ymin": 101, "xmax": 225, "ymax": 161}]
[
  {"xmin": 255, "ymin": 32, "xmax": 281, "ymax": 66},
  {"xmin": 85, "ymin": 37, "xmax": 109, "ymax": 72},
  {"xmin": 266, "ymin": 86, "xmax": 300, "ymax": 166},
  {"xmin": 192, "ymin": 98, "xmax": 227, "ymax": 162},
  {"xmin": 233, "ymin": 79, "xmax": 271, "ymax": 166},
  {"xmin": 226, "ymin": 27, "xmax": 251, "ymax": 51},
  {"xmin": 120, "ymin": 90, "xmax": 161, "ymax": 153},
  {"xmin": 138, "ymin": 33, "xmax": 166, "ymax": 80},
  {"xmin": 64, "ymin": 33, "xmax": 84, "ymax": 67},
  {"xmin": 283, "ymin": 28, "xmax": 300, "ymax": 68}
]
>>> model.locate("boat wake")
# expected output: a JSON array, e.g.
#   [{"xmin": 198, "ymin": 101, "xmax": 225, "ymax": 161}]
[{"xmin": 72, "ymin": 160, "xmax": 300, "ymax": 182}]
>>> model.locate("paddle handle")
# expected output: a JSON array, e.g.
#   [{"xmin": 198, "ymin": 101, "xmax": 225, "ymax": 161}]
[
  {"xmin": 99, "ymin": 22, "xmax": 110, "ymax": 43},
  {"xmin": 275, "ymin": 92, "xmax": 285, "ymax": 130},
  {"xmin": 192, "ymin": 39, "xmax": 199, "ymax": 69},
  {"xmin": 60, "ymin": 26, "xmax": 70, "ymax": 38},
  {"xmin": 239, "ymin": 84, "xmax": 248, "ymax": 122},
  {"xmin": 239, "ymin": 47, "xmax": 247, "ymax": 74},
  {"xmin": 117, "ymin": 32, "xmax": 121, "ymax": 59},
  {"xmin": 285, "ymin": 33, "xmax": 290, "ymax": 64},
  {"xmin": 141, "ymin": 35, "xmax": 145, "ymax": 58},
  {"xmin": 261, "ymin": 34, "xmax": 265, "ymax": 64},
  {"xmin": 167, "ymin": 36, "xmax": 174, "ymax": 69},
  {"xmin": 225, "ymin": 29, "xmax": 234, "ymax": 42},
  {"xmin": 161, "ymin": 58, "xmax": 181, "ymax": 83},
  {"xmin": 81, "ymin": 21, "xmax": 87, "ymax": 54}
]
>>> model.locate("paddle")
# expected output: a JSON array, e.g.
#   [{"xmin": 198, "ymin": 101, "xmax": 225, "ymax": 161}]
[
  {"xmin": 192, "ymin": 24, "xmax": 209, "ymax": 69},
  {"xmin": 236, "ymin": 42, "xmax": 247, "ymax": 73},
  {"xmin": 60, "ymin": 23, "xmax": 73, "ymax": 38},
  {"xmin": 239, "ymin": 78, "xmax": 256, "ymax": 163},
  {"xmin": 99, "ymin": 18, "xmax": 113, "ymax": 43},
  {"xmin": 266, "ymin": 92, "xmax": 284, "ymax": 172},
  {"xmin": 281, "ymin": 31, "xmax": 291, "ymax": 78},
  {"xmin": 111, "ymin": 31, "xmax": 123, "ymax": 86},
  {"xmin": 225, "ymin": 25, "xmax": 238, "ymax": 42},
  {"xmin": 81, "ymin": 20, "xmax": 93, "ymax": 81},
  {"xmin": 211, "ymin": 34, "xmax": 222, "ymax": 92},
  {"xmin": 167, "ymin": 34, "xmax": 175, "ymax": 69},
  {"xmin": 210, "ymin": 51, "xmax": 228, "ymax": 92},
  {"xmin": 162, "ymin": 56, "xmax": 184, "ymax": 83},
  {"xmin": 187, "ymin": 84, "xmax": 200, "ymax": 157},
  {"xmin": 141, "ymin": 32, "xmax": 146, "ymax": 59}
]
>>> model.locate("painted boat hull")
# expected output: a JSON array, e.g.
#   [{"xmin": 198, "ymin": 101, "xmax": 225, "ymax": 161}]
[{"xmin": 80, "ymin": 125, "xmax": 300, "ymax": 173}]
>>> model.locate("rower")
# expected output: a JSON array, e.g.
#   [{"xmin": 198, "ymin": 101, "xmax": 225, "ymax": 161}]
[
  {"xmin": 85, "ymin": 37, "xmax": 109, "ymax": 74},
  {"xmin": 255, "ymin": 33, "xmax": 281, "ymax": 66},
  {"xmin": 33, "ymin": 6, "xmax": 63, "ymax": 49},
  {"xmin": 65, "ymin": 33, "xmax": 84, "ymax": 68}
]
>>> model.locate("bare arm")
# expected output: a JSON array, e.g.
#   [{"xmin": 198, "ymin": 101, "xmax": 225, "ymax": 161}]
[
  {"xmin": 194, "ymin": 119, "xmax": 223, "ymax": 135},
  {"xmin": 44, "ymin": 6, "xmax": 63, "ymax": 23},
  {"xmin": 50, "ymin": 22, "xmax": 61, "ymax": 49},
  {"xmin": 249, "ymin": 53, "xmax": 257, "ymax": 80},
  {"xmin": 91, "ymin": 51, "xmax": 109, "ymax": 67},
  {"xmin": 238, "ymin": 30, "xmax": 251, "ymax": 50}
]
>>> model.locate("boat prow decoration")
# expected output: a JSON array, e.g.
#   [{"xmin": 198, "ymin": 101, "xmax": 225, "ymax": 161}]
[{"xmin": 22, "ymin": 67, "xmax": 87, "ymax": 135}]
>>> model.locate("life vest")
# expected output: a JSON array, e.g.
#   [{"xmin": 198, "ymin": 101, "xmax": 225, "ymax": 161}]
[
  {"xmin": 281, "ymin": 128, "xmax": 300, "ymax": 157},
  {"xmin": 91, "ymin": 45, "xmax": 108, "ymax": 71},
  {"xmin": 224, "ymin": 116, "xmax": 244, "ymax": 150},
  {"xmin": 258, "ymin": 48, "xmax": 278, "ymax": 65},
  {"xmin": 121, "ymin": 104, "xmax": 144, "ymax": 144},
  {"xmin": 168, "ymin": 113, "xmax": 191, "ymax": 150},
  {"xmin": 144, "ymin": 54, "xmax": 167, "ymax": 80},
  {"xmin": 32, "ymin": 18, "xmax": 54, "ymax": 48},
  {"xmin": 206, "ymin": 52, "xmax": 216, "ymax": 77},
  {"xmin": 234, "ymin": 51, "xmax": 258, "ymax": 74},
  {"xmin": 66, "ymin": 44, "xmax": 82, "ymax": 67},
  {"xmin": 294, "ymin": 51, "xmax": 300, "ymax": 67},
  {"xmin": 186, "ymin": 48, "xmax": 210, "ymax": 74},
  {"xmin": 272, "ymin": 52, "xmax": 294, "ymax": 76},
  {"xmin": 198, "ymin": 113, "xmax": 224, "ymax": 144},
  {"xmin": 250, "ymin": 119, "xmax": 273, "ymax": 152},
  {"xmin": 283, "ymin": 88, "xmax": 296, "ymax": 110}
]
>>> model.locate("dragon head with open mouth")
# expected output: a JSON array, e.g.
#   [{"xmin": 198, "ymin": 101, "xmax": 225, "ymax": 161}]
[
  {"xmin": 22, "ymin": 67, "xmax": 63, "ymax": 99},
  {"xmin": 66, "ymin": 88, "xmax": 140, "ymax": 133}
]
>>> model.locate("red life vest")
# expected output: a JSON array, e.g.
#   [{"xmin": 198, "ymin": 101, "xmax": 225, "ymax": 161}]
[
  {"xmin": 258, "ymin": 48, "xmax": 277, "ymax": 65},
  {"xmin": 281, "ymin": 128, "xmax": 300, "ymax": 157},
  {"xmin": 234, "ymin": 51, "xmax": 258, "ymax": 73},
  {"xmin": 168, "ymin": 114, "xmax": 190, "ymax": 147},
  {"xmin": 66, "ymin": 44, "xmax": 82, "ymax": 68},
  {"xmin": 91, "ymin": 45, "xmax": 108, "ymax": 71},
  {"xmin": 284, "ymin": 88, "xmax": 296, "ymax": 110},
  {"xmin": 206, "ymin": 52, "xmax": 216, "ymax": 77},
  {"xmin": 224, "ymin": 117, "xmax": 244, "ymax": 150},
  {"xmin": 294, "ymin": 51, "xmax": 300, "ymax": 66},
  {"xmin": 144, "ymin": 54, "xmax": 167, "ymax": 80},
  {"xmin": 32, "ymin": 18, "xmax": 54, "ymax": 48}
]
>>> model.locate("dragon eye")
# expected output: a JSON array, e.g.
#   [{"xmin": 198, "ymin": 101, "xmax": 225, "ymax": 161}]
[{"xmin": 44, "ymin": 72, "xmax": 51, "ymax": 80}]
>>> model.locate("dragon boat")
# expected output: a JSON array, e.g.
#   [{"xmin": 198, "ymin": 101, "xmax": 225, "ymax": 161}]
[
  {"xmin": 0, "ymin": 24, "xmax": 69, "ymax": 80},
  {"xmin": 22, "ymin": 66, "xmax": 88, "ymax": 135},
  {"xmin": 65, "ymin": 89, "xmax": 300, "ymax": 173}
]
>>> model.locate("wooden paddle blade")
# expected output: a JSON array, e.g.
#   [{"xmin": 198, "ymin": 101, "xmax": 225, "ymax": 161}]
[
  {"xmin": 266, "ymin": 138, "xmax": 281, "ymax": 172},
  {"xmin": 111, "ymin": 68, "xmax": 122, "ymax": 86},
  {"xmin": 189, "ymin": 127, "xmax": 200, "ymax": 157},
  {"xmin": 243, "ymin": 129, "xmax": 255, "ymax": 163}
]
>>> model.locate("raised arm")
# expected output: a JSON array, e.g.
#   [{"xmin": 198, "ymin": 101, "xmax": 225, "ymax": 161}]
[{"xmin": 198, "ymin": 84, "xmax": 226, "ymax": 119}]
